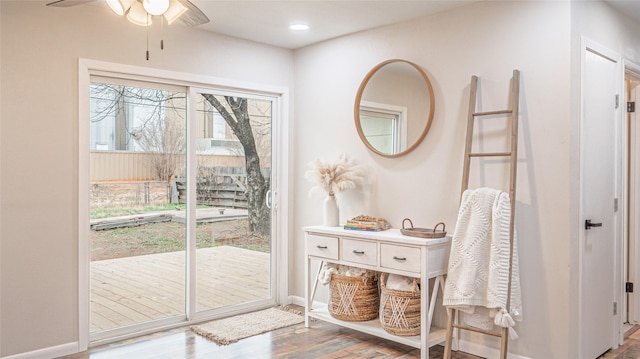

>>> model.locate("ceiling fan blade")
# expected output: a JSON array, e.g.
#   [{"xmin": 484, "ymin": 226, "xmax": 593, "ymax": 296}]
[
  {"xmin": 178, "ymin": 0, "xmax": 210, "ymax": 26},
  {"xmin": 46, "ymin": 0, "xmax": 96, "ymax": 7}
]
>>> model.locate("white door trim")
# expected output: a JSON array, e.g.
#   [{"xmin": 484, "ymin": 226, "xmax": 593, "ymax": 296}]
[
  {"xmin": 578, "ymin": 37, "xmax": 624, "ymax": 357},
  {"xmin": 78, "ymin": 58, "xmax": 91, "ymax": 352},
  {"xmin": 78, "ymin": 58, "xmax": 290, "ymax": 350},
  {"xmin": 623, "ymin": 59, "xmax": 640, "ymax": 329}
]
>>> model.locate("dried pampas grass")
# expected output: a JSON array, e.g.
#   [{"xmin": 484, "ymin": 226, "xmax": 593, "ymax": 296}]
[{"xmin": 304, "ymin": 154, "xmax": 370, "ymax": 197}]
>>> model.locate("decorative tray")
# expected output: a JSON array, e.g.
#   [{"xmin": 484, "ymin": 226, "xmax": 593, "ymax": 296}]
[{"xmin": 400, "ymin": 218, "xmax": 447, "ymax": 238}]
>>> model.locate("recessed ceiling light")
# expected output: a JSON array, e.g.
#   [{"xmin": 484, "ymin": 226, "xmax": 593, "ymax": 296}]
[{"xmin": 289, "ymin": 23, "xmax": 310, "ymax": 31}]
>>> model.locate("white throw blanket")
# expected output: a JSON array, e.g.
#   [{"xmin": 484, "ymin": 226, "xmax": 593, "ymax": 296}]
[{"xmin": 443, "ymin": 187, "xmax": 523, "ymax": 338}]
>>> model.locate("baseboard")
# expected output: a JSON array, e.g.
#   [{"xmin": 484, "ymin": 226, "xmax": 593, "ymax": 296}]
[
  {"xmin": 458, "ymin": 339, "xmax": 533, "ymax": 359},
  {"xmin": 289, "ymin": 295, "xmax": 326, "ymax": 308},
  {"xmin": 1, "ymin": 342, "xmax": 78, "ymax": 359},
  {"xmin": 289, "ymin": 295, "xmax": 304, "ymax": 307}
]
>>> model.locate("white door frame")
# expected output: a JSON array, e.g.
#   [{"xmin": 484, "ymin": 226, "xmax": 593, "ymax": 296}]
[
  {"xmin": 578, "ymin": 37, "xmax": 624, "ymax": 357},
  {"xmin": 185, "ymin": 86, "xmax": 288, "ymax": 324},
  {"xmin": 78, "ymin": 58, "xmax": 289, "ymax": 351},
  {"xmin": 624, "ymin": 60, "xmax": 640, "ymax": 329}
]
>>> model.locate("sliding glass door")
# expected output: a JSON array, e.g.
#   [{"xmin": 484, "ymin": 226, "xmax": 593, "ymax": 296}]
[
  {"xmin": 86, "ymin": 72, "xmax": 278, "ymax": 342},
  {"xmin": 89, "ymin": 78, "xmax": 188, "ymax": 334},
  {"xmin": 191, "ymin": 90, "xmax": 273, "ymax": 313}
]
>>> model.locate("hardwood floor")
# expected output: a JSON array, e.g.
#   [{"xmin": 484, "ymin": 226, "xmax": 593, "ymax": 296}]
[
  {"xmin": 58, "ymin": 317, "xmax": 640, "ymax": 359},
  {"xmin": 598, "ymin": 325, "xmax": 640, "ymax": 358},
  {"xmin": 59, "ymin": 316, "xmax": 482, "ymax": 359}
]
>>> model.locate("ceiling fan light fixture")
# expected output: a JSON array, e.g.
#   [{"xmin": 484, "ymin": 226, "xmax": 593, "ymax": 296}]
[
  {"xmin": 143, "ymin": 0, "xmax": 170, "ymax": 16},
  {"xmin": 163, "ymin": 0, "xmax": 187, "ymax": 24},
  {"xmin": 105, "ymin": 0, "xmax": 134, "ymax": 15},
  {"xmin": 127, "ymin": 1, "xmax": 152, "ymax": 26}
]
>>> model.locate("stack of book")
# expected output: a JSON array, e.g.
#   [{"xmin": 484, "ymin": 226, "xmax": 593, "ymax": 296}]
[{"xmin": 343, "ymin": 215, "xmax": 390, "ymax": 231}]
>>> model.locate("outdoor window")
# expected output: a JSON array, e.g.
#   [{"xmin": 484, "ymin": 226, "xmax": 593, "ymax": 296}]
[
  {"xmin": 90, "ymin": 79, "xmax": 187, "ymax": 153},
  {"xmin": 196, "ymin": 96, "xmax": 227, "ymax": 140}
]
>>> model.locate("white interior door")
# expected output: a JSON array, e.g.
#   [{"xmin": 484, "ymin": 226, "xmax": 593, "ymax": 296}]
[{"xmin": 580, "ymin": 41, "xmax": 621, "ymax": 358}]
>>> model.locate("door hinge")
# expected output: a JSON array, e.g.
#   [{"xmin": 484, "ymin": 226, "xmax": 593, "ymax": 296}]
[
  {"xmin": 627, "ymin": 282, "xmax": 634, "ymax": 293},
  {"xmin": 615, "ymin": 198, "xmax": 619, "ymax": 212},
  {"xmin": 629, "ymin": 101, "xmax": 636, "ymax": 113},
  {"xmin": 614, "ymin": 302, "xmax": 618, "ymax": 315},
  {"xmin": 616, "ymin": 94, "xmax": 620, "ymax": 109}
]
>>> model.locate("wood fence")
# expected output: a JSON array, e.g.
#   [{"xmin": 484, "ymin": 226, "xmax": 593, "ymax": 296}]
[
  {"xmin": 90, "ymin": 151, "xmax": 245, "ymax": 181},
  {"xmin": 175, "ymin": 167, "xmax": 270, "ymax": 209},
  {"xmin": 90, "ymin": 181, "xmax": 170, "ymax": 209},
  {"xmin": 90, "ymin": 165, "xmax": 269, "ymax": 211}
]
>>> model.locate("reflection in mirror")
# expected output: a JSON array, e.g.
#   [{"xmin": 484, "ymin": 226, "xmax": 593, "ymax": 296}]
[
  {"xmin": 354, "ymin": 59, "xmax": 435, "ymax": 157},
  {"xmin": 359, "ymin": 101, "xmax": 406, "ymax": 154}
]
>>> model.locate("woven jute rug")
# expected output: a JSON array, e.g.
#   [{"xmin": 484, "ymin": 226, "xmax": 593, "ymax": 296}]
[{"xmin": 190, "ymin": 306, "xmax": 304, "ymax": 345}]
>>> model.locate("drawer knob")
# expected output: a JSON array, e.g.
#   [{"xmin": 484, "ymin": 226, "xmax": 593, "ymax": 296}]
[
  {"xmin": 352, "ymin": 250, "xmax": 365, "ymax": 255},
  {"xmin": 393, "ymin": 256, "xmax": 407, "ymax": 261},
  {"xmin": 316, "ymin": 245, "xmax": 328, "ymax": 249}
]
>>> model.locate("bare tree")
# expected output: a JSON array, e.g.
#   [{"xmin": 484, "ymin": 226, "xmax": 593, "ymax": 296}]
[
  {"xmin": 90, "ymin": 83, "xmax": 186, "ymax": 181},
  {"xmin": 90, "ymin": 83, "xmax": 271, "ymax": 236},
  {"xmin": 134, "ymin": 114, "xmax": 185, "ymax": 181},
  {"xmin": 201, "ymin": 94, "xmax": 270, "ymax": 236}
]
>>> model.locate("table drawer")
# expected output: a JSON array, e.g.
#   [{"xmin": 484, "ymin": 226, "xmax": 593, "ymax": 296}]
[
  {"xmin": 341, "ymin": 238, "xmax": 377, "ymax": 266},
  {"xmin": 307, "ymin": 234, "xmax": 339, "ymax": 260},
  {"xmin": 380, "ymin": 244, "xmax": 421, "ymax": 273}
]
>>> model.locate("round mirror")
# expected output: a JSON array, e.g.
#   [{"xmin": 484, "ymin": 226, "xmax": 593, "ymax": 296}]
[{"xmin": 354, "ymin": 59, "xmax": 435, "ymax": 157}]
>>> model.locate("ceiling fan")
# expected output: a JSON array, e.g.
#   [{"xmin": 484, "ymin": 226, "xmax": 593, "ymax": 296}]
[
  {"xmin": 46, "ymin": 0, "xmax": 210, "ymax": 60},
  {"xmin": 46, "ymin": 0, "xmax": 210, "ymax": 27}
]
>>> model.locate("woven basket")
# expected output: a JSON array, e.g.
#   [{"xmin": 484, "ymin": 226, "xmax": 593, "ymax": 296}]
[
  {"xmin": 328, "ymin": 272, "xmax": 379, "ymax": 321},
  {"xmin": 379, "ymin": 273, "xmax": 421, "ymax": 336}
]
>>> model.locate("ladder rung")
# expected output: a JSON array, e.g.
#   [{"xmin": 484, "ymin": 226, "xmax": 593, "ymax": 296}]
[
  {"xmin": 452, "ymin": 323, "xmax": 503, "ymax": 337},
  {"xmin": 469, "ymin": 152, "xmax": 512, "ymax": 157},
  {"xmin": 473, "ymin": 109, "xmax": 512, "ymax": 116}
]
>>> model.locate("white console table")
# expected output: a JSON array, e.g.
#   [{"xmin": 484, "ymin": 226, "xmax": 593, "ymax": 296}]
[{"xmin": 303, "ymin": 225, "xmax": 452, "ymax": 359}]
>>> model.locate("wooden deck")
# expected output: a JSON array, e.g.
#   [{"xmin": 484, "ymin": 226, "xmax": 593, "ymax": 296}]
[{"xmin": 90, "ymin": 246, "xmax": 270, "ymax": 332}]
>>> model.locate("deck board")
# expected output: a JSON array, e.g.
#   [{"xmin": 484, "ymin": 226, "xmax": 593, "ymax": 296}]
[{"xmin": 90, "ymin": 245, "xmax": 270, "ymax": 332}]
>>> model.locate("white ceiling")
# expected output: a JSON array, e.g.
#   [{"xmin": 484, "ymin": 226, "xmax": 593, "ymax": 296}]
[
  {"xmin": 605, "ymin": 0, "xmax": 640, "ymax": 23},
  {"xmin": 188, "ymin": 1, "xmax": 477, "ymax": 49},
  {"xmin": 52, "ymin": 0, "xmax": 640, "ymax": 50},
  {"xmin": 62, "ymin": 0, "xmax": 475, "ymax": 49}
]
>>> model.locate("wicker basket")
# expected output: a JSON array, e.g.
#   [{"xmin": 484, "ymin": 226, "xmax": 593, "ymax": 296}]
[
  {"xmin": 379, "ymin": 273, "xmax": 421, "ymax": 336},
  {"xmin": 328, "ymin": 272, "xmax": 379, "ymax": 321}
]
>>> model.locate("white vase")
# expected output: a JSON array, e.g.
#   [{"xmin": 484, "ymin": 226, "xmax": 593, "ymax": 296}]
[{"xmin": 323, "ymin": 194, "xmax": 339, "ymax": 226}]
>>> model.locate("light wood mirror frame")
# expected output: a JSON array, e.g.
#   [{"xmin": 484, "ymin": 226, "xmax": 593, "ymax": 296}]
[{"xmin": 354, "ymin": 59, "xmax": 435, "ymax": 157}]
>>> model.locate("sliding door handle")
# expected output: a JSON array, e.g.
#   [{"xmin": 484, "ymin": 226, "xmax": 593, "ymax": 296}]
[
  {"xmin": 585, "ymin": 219, "xmax": 602, "ymax": 230},
  {"xmin": 265, "ymin": 189, "xmax": 272, "ymax": 209}
]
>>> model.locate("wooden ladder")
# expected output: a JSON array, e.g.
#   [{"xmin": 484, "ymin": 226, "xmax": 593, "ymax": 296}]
[{"xmin": 443, "ymin": 69, "xmax": 520, "ymax": 359}]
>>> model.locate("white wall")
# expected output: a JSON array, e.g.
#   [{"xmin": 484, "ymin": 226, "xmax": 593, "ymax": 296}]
[
  {"xmin": 292, "ymin": 2, "xmax": 572, "ymax": 358},
  {"xmin": 0, "ymin": 1, "xmax": 293, "ymax": 356},
  {"xmin": 4, "ymin": 0, "xmax": 640, "ymax": 358}
]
